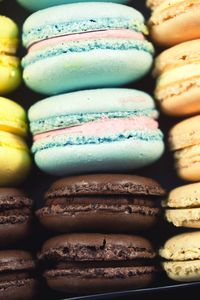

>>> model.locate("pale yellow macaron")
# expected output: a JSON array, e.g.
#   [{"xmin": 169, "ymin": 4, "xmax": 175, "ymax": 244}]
[
  {"xmin": 0, "ymin": 16, "xmax": 21, "ymax": 94},
  {"xmin": 154, "ymin": 39, "xmax": 200, "ymax": 116},
  {"xmin": 0, "ymin": 97, "xmax": 31, "ymax": 186},
  {"xmin": 169, "ymin": 116, "xmax": 200, "ymax": 182},
  {"xmin": 160, "ymin": 232, "xmax": 200, "ymax": 281},
  {"xmin": 148, "ymin": 0, "xmax": 200, "ymax": 47},
  {"xmin": 163, "ymin": 183, "xmax": 200, "ymax": 228}
]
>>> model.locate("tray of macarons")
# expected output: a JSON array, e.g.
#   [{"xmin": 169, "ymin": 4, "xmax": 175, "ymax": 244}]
[{"xmin": 1, "ymin": 0, "xmax": 200, "ymax": 299}]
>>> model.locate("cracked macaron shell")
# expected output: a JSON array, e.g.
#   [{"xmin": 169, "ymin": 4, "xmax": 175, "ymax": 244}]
[
  {"xmin": 154, "ymin": 39, "xmax": 200, "ymax": 116},
  {"xmin": 149, "ymin": 0, "xmax": 200, "ymax": 47}
]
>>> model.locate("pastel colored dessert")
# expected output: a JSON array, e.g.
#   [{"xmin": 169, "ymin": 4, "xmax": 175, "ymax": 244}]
[
  {"xmin": 160, "ymin": 232, "xmax": 200, "ymax": 281},
  {"xmin": 17, "ymin": 0, "xmax": 128, "ymax": 11},
  {"xmin": 154, "ymin": 40, "xmax": 200, "ymax": 116},
  {"xmin": 36, "ymin": 174, "xmax": 165, "ymax": 233},
  {"xmin": 0, "ymin": 16, "xmax": 21, "ymax": 94},
  {"xmin": 146, "ymin": 0, "xmax": 163, "ymax": 9},
  {"xmin": 0, "ymin": 97, "xmax": 31, "ymax": 186},
  {"xmin": 38, "ymin": 233, "xmax": 157, "ymax": 294},
  {"xmin": 0, "ymin": 188, "xmax": 33, "ymax": 248},
  {"xmin": 149, "ymin": 0, "xmax": 200, "ymax": 47},
  {"xmin": 163, "ymin": 183, "xmax": 200, "ymax": 228},
  {"xmin": 0, "ymin": 250, "xmax": 38, "ymax": 299},
  {"xmin": 28, "ymin": 88, "xmax": 164, "ymax": 176},
  {"xmin": 22, "ymin": 3, "xmax": 154, "ymax": 95},
  {"xmin": 169, "ymin": 116, "xmax": 200, "ymax": 182}
]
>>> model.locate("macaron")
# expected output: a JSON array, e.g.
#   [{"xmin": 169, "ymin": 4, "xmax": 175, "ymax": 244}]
[
  {"xmin": 154, "ymin": 39, "xmax": 200, "ymax": 116},
  {"xmin": 0, "ymin": 16, "xmax": 21, "ymax": 94},
  {"xmin": 169, "ymin": 116, "xmax": 200, "ymax": 182},
  {"xmin": 36, "ymin": 174, "xmax": 165, "ymax": 233},
  {"xmin": 163, "ymin": 183, "xmax": 200, "ymax": 228},
  {"xmin": 0, "ymin": 97, "xmax": 31, "ymax": 186},
  {"xmin": 160, "ymin": 232, "xmax": 200, "ymax": 281},
  {"xmin": 0, "ymin": 250, "xmax": 38, "ymax": 299},
  {"xmin": 149, "ymin": 0, "xmax": 200, "ymax": 47},
  {"xmin": 17, "ymin": 0, "xmax": 128, "ymax": 11},
  {"xmin": 22, "ymin": 3, "xmax": 154, "ymax": 95},
  {"xmin": 0, "ymin": 188, "xmax": 33, "ymax": 248},
  {"xmin": 38, "ymin": 233, "xmax": 157, "ymax": 294},
  {"xmin": 28, "ymin": 88, "xmax": 164, "ymax": 176}
]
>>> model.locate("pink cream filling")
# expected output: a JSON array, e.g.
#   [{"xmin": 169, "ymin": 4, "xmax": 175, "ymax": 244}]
[
  {"xmin": 33, "ymin": 117, "xmax": 158, "ymax": 142},
  {"xmin": 29, "ymin": 29, "xmax": 144, "ymax": 52}
]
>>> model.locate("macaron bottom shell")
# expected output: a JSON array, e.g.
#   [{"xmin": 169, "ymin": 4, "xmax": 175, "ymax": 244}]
[
  {"xmin": 45, "ymin": 269, "xmax": 156, "ymax": 294},
  {"xmin": 34, "ymin": 139, "xmax": 164, "ymax": 176},
  {"xmin": 0, "ymin": 145, "xmax": 31, "ymax": 186},
  {"xmin": 23, "ymin": 49, "xmax": 153, "ymax": 95},
  {"xmin": 0, "ymin": 58, "xmax": 21, "ymax": 95}
]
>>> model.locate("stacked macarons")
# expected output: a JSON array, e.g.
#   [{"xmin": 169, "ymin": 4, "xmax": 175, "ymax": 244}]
[
  {"xmin": 147, "ymin": 0, "xmax": 200, "ymax": 182},
  {"xmin": 146, "ymin": 0, "xmax": 200, "ymax": 284},
  {"xmin": 37, "ymin": 174, "xmax": 165, "ymax": 294},
  {"xmin": 20, "ymin": 2, "xmax": 164, "ymax": 176},
  {"xmin": 0, "ymin": 16, "xmax": 21, "ymax": 94}
]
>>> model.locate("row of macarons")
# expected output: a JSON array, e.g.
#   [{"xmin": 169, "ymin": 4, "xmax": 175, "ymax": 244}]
[
  {"xmin": 1, "ymin": 174, "xmax": 200, "ymax": 298},
  {"xmin": 1, "ymin": 1, "xmax": 200, "ymax": 118}
]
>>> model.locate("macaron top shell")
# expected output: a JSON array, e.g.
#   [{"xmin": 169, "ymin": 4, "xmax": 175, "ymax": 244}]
[
  {"xmin": 0, "ymin": 16, "xmax": 19, "ymax": 54},
  {"xmin": 39, "ymin": 233, "xmax": 156, "ymax": 261},
  {"xmin": 169, "ymin": 116, "xmax": 200, "ymax": 151},
  {"xmin": 17, "ymin": 0, "xmax": 128, "ymax": 11},
  {"xmin": 160, "ymin": 232, "xmax": 200, "ymax": 261},
  {"xmin": 22, "ymin": 2, "xmax": 147, "ymax": 48},
  {"xmin": 0, "ymin": 97, "xmax": 28, "ymax": 137},
  {"xmin": 45, "ymin": 174, "xmax": 165, "ymax": 197},
  {"xmin": 163, "ymin": 182, "xmax": 200, "ymax": 208}
]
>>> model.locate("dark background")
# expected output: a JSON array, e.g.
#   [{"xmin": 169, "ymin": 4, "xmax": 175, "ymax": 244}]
[{"xmin": 1, "ymin": 0, "xmax": 199, "ymax": 299}]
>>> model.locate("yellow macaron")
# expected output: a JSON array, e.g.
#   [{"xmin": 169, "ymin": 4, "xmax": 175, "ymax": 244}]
[
  {"xmin": 146, "ymin": 0, "xmax": 163, "ymax": 10},
  {"xmin": 154, "ymin": 39, "xmax": 200, "ymax": 116},
  {"xmin": 0, "ymin": 16, "xmax": 21, "ymax": 94},
  {"xmin": 0, "ymin": 97, "xmax": 31, "ymax": 186}
]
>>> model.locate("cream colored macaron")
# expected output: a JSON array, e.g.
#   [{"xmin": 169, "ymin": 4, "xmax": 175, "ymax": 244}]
[
  {"xmin": 160, "ymin": 232, "xmax": 200, "ymax": 281},
  {"xmin": 163, "ymin": 183, "xmax": 200, "ymax": 228},
  {"xmin": 154, "ymin": 39, "xmax": 200, "ymax": 117},
  {"xmin": 169, "ymin": 116, "xmax": 200, "ymax": 181}
]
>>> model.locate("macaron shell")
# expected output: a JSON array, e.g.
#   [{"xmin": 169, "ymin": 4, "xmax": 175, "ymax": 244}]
[
  {"xmin": 34, "ymin": 138, "xmax": 164, "ymax": 176},
  {"xmin": 0, "ymin": 55, "xmax": 21, "ymax": 95},
  {"xmin": 162, "ymin": 260, "xmax": 200, "ymax": 282},
  {"xmin": 159, "ymin": 232, "xmax": 200, "ymax": 261},
  {"xmin": 17, "ymin": 0, "xmax": 128, "ymax": 11},
  {"xmin": 23, "ymin": 48, "xmax": 153, "ymax": 95},
  {"xmin": 149, "ymin": 1, "xmax": 200, "ymax": 47},
  {"xmin": 0, "ymin": 131, "xmax": 31, "ymax": 186},
  {"xmin": 46, "ymin": 271, "xmax": 155, "ymax": 294},
  {"xmin": 164, "ymin": 182, "xmax": 200, "ymax": 208},
  {"xmin": 165, "ymin": 208, "xmax": 200, "ymax": 228},
  {"xmin": 0, "ymin": 97, "xmax": 27, "ymax": 137}
]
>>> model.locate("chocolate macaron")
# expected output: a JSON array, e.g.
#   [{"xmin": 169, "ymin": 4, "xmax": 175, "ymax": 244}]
[
  {"xmin": 0, "ymin": 188, "xmax": 33, "ymax": 247},
  {"xmin": 36, "ymin": 174, "xmax": 165, "ymax": 233},
  {"xmin": 0, "ymin": 250, "xmax": 38, "ymax": 300},
  {"xmin": 39, "ymin": 233, "xmax": 157, "ymax": 294}
]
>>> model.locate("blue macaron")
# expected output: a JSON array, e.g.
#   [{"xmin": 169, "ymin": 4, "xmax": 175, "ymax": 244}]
[
  {"xmin": 28, "ymin": 88, "xmax": 164, "ymax": 176},
  {"xmin": 17, "ymin": 0, "xmax": 128, "ymax": 11},
  {"xmin": 22, "ymin": 3, "xmax": 154, "ymax": 95}
]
